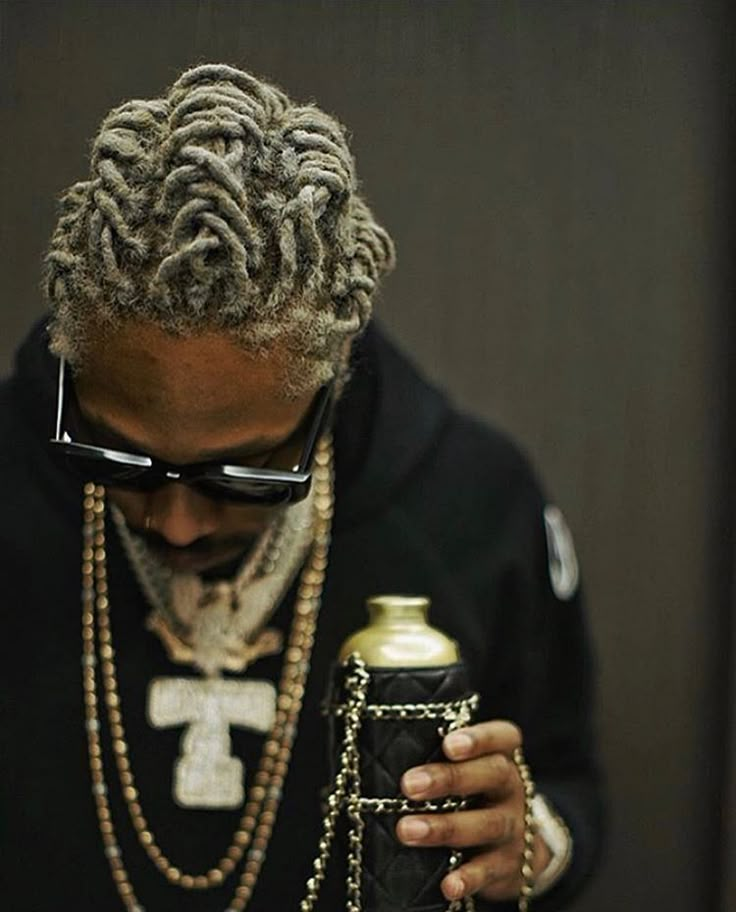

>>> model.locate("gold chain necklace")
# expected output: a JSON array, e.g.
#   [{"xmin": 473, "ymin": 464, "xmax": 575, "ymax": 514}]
[{"xmin": 81, "ymin": 438, "xmax": 333, "ymax": 912}]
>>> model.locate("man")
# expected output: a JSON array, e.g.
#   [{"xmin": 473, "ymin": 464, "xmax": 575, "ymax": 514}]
[{"xmin": 0, "ymin": 64, "xmax": 603, "ymax": 911}]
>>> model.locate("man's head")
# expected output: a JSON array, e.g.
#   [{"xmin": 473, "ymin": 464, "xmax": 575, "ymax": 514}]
[
  {"xmin": 44, "ymin": 63, "xmax": 394, "ymax": 571},
  {"xmin": 44, "ymin": 62, "xmax": 395, "ymax": 395}
]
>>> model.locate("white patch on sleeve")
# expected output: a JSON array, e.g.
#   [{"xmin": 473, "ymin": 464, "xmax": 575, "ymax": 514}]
[{"xmin": 543, "ymin": 505, "xmax": 580, "ymax": 601}]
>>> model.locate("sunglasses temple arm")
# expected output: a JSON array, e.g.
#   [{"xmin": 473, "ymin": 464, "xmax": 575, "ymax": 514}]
[
  {"xmin": 301, "ymin": 387, "xmax": 334, "ymax": 468},
  {"xmin": 54, "ymin": 358, "xmax": 65, "ymax": 441}
]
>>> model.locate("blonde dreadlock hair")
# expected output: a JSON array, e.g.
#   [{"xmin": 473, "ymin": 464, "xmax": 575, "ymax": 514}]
[{"xmin": 43, "ymin": 63, "xmax": 395, "ymax": 394}]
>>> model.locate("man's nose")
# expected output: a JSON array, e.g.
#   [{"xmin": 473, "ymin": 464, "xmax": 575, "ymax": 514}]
[{"xmin": 148, "ymin": 483, "xmax": 219, "ymax": 546}]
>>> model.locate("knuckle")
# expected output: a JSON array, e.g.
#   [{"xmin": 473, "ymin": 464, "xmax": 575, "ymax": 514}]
[
  {"xmin": 432, "ymin": 815, "xmax": 455, "ymax": 844},
  {"xmin": 469, "ymin": 856, "xmax": 504, "ymax": 888},
  {"xmin": 481, "ymin": 810, "xmax": 505, "ymax": 842},
  {"xmin": 440, "ymin": 761, "xmax": 462, "ymax": 794},
  {"xmin": 483, "ymin": 865, "xmax": 506, "ymax": 887},
  {"xmin": 475, "ymin": 858, "xmax": 519, "ymax": 899},
  {"xmin": 504, "ymin": 721, "xmax": 523, "ymax": 747},
  {"xmin": 503, "ymin": 813, "xmax": 518, "ymax": 843},
  {"xmin": 488, "ymin": 752, "xmax": 511, "ymax": 787},
  {"xmin": 481, "ymin": 809, "xmax": 515, "ymax": 844}
]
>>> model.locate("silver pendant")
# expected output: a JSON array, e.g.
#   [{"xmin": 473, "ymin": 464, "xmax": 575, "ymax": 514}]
[{"xmin": 147, "ymin": 676, "xmax": 276, "ymax": 809}]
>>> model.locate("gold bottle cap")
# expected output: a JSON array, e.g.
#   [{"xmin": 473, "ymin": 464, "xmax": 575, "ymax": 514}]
[{"xmin": 338, "ymin": 595, "xmax": 460, "ymax": 667}]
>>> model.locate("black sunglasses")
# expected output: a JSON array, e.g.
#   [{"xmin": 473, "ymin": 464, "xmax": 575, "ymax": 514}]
[{"xmin": 49, "ymin": 357, "xmax": 334, "ymax": 505}]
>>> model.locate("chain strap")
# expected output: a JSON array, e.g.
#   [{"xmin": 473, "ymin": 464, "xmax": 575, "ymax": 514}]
[
  {"xmin": 328, "ymin": 695, "xmax": 480, "ymax": 723},
  {"xmin": 302, "ymin": 655, "xmax": 478, "ymax": 912},
  {"xmin": 308, "ymin": 660, "xmax": 537, "ymax": 912},
  {"xmin": 300, "ymin": 658, "xmax": 369, "ymax": 912},
  {"xmin": 359, "ymin": 796, "xmax": 467, "ymax": 814}
]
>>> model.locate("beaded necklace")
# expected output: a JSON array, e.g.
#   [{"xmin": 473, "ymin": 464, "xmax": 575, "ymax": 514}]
[{"xmin": 81, "ymin": 438, "xmax": 333, "ymax": 911}]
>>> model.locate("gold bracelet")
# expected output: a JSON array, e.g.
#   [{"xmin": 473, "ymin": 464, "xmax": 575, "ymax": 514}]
[{"xmin": 513, "ymin": 747, "xmax": 536, "ymax": 912}]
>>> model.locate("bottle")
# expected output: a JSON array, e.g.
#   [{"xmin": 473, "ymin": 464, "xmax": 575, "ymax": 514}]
[
  {"xmin": 332, "ymin": 595, "xmax": 477, "ymax": 912},
  {"xmin": 339, "ymin": 594, "xmax": 460, "ymax": 667}
]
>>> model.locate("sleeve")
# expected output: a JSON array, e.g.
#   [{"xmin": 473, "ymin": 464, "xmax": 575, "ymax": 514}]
[{"xmin": 476, "ymin": 470, "xmax": 606, "ymax": 911}]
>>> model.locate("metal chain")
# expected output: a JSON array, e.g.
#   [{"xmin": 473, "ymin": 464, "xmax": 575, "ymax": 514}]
[
  {"xmin": 343, "ymin": 662, "xmax": 369, "ymax": 912},
  {"xmin": 513, "ymin": 747, "xmax": 537, "ymax": 912},
  {"xmin": 358, "ymin": 796, "xmax": 467, "ymax": 814},
  {"xmin": 300, "ymin": 658, "xmax": 370, "ymax": 912},
  {"xmin": 82, "ymin": 438, "xmax": 336, "ymax": 912},
  {"xmin": 328, "ymin": 694, "xmax": 480, "ymax": 722},
  {"xmin": 302, "ymin": 655, "xmax": 478, "ymax": 912}
]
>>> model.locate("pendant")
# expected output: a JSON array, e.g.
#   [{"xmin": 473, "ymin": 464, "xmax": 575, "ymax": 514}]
[
  {"xmin": 148, "ymin": 676, "xmax": 277, "ymax": 809},
  {"xmin": 147, "ymin": 611, "xmax": 284, "ymax": 675}
]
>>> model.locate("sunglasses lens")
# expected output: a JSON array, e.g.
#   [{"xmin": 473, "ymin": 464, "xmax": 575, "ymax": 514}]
[
  {"xmin": 196, "ymin": 478, "xmax": 298, "ymax": 505},
  {"xmin": 69, "ymin": 456, "xmax": 152, "ymax": 487},
  {"xmin": 54, "ymin": 447, "xmax": 153, "ymax": 489}
]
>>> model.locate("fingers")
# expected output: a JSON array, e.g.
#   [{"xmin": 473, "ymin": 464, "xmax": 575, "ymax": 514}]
[
  {"xmin": 443, "ymin": 720, "xmax": 522, "ymax": 762},
  {"xmin": 396, "ymin": 805, "xmax": 518, "ymax": 849},
  {"xmin": 401, "ymin": 752, "xmax": 515, "ymax": 800},
  {"xmin": 395, "ymin": 721, "xmax": 529, "ymax": 904},
  {"xmin": 440, "ymin": 849, "xmax": 518, "ymax": 902}
]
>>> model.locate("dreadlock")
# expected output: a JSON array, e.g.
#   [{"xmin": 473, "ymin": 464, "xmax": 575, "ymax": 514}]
[{"xmin": 44, "ymin": 63, "xmax": 395, "ymax": 394}]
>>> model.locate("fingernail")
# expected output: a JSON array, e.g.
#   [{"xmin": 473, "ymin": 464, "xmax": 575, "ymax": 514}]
[
  {"xmin": 399, "ymin": 817, "xmax": 430, "ymax": 843},
  {"xmin": 444, "ymin": 731, "xmax": 473, "ymax": 758},
  {"xmin": 444, "ymin": 873, "xmax": 465, "ymax": 899},
  {"xmin": 403, "ymin": 769, "xmax": 432, "ymax": 796}
]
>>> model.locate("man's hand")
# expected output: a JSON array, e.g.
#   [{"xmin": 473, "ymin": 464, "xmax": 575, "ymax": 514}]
[{"xmin": 396, "ymin": 721, "xmax": 551, "ymax": 903}]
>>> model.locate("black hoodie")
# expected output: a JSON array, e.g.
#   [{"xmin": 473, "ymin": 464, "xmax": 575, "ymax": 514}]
[{"xmin": 0, "ymin": 319, "xmax": 604, "ymax": 911}]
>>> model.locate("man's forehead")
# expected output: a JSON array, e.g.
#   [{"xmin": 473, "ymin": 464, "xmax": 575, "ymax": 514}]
[
  {"xmin": 78, "ymin": 321, "xmax": 294, "ymax": 403},
  {"xmin": 73, "ymin": 321, "xmax": 314, "ymax": 462}
]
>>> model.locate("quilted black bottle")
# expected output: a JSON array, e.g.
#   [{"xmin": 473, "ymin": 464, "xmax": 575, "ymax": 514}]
[{"xmin": 334, "ymin": 594, "xmax": 477, "ymax": 912}]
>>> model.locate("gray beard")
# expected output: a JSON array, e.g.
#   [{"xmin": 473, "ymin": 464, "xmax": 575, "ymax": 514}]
[{"xmin": 198, "ymin": 538, "xmax": 260, "ymax": 582}]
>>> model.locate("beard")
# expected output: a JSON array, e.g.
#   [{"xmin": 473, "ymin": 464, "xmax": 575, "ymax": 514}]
[{"xmin": 133, "ymin": 528, "xmax": 261, "ymax": 578}]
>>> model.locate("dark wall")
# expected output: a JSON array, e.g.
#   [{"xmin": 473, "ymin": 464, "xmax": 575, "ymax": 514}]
[{"xmin": 0, "ymin": 2, "xmax": 731, "ymax": 910}]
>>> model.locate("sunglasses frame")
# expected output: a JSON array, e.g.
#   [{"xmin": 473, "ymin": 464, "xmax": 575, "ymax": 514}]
[{"xmin": 49, "ymin": 356, "xmax": 334, "ymax": 505}]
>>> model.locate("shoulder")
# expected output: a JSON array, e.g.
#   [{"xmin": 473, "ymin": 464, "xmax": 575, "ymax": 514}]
[
  {"xmin": 349, "ymin": 324, "xmax": 548, "ymax": 541},
  {"xmin": 371, "ymin": 399, "xmax": 555, "ymax": 605},
  {"xmin": 409, "ymin": 405, "xmax": 545, "ymax": 531},
  {"xmin": 368, "ymin": 325, "xmax": 539, "ymax": 499},
  {"xmin": 392, "ymin": 404, "xmax": 584, "ymax": 621},
  {"xmin": 435, "ymin": 409, "xmax": 538, "ymax": 494}
]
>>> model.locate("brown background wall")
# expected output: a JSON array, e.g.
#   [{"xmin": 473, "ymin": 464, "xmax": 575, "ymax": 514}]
[{"xmin": 0, "ymin": 2, "xmax": 732, "ymax": 910}]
